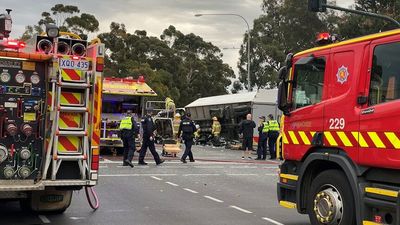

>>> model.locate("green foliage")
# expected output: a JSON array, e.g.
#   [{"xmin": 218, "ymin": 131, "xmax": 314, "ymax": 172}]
[
  {"xmin": 21, "ymin": 4, "xmax": 98, "ymax": 40},
  {"xmin": 238, "ymin": 0, "xmax": 336, "ymax": 90},
  {"xmin": 99, "ymin": 24, "xmax": 234, "ymax": 107},
  {"xmin": 338, "ymin": 0, "xmax": 400, "ymax": 39}
]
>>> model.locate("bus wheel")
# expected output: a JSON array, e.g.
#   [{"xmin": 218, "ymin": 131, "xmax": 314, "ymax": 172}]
[{"xmin": 307, "ymin": 170, "xmax": 356, "ymax": 225}]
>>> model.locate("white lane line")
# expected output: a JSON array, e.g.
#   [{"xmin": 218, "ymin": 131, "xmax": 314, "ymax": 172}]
[
  {"xmin": 262, "ymin": 217, "xmax": 285, "ymax": 225},
  {"xmin": 226, "ymin": 174, "xmax": 257, "ymax": 176},
  {"xmin": 100, "ymin": 174, "xmax": 177, "ymax": 177},
  {"xmin": 165, "ymin": 181, "xmax": 179, "ymax": 187},
  {"xmin": 230, "ymin": 166, "xmax": 258, "ymax": 169},
  {"xmin": 150, "ymin": 176, "xmax": 163, "ymax": 181},
  {"xmin": 183, "ymin": 188, "xmax": 199, "ymax": 194},
  {"xmin": 38, "ymin": 215, "xmax": 50, "ymax": 224},
  {"xmin": 229, "ymin": 205, "xmax": 253, "ymax": 214},
  {"xmin": 204, "ymin": 195, "xmax": 224, "ymax": 203},
  {"xmin": 183, "ymin": 174, "xmax": 220, "ymax": 176},
  {"xmin": 194, "ymin": 166, "xmax": 224, "ymax": 169},
  {"xmin": 265, "ymin": 173, "xmax": 278, "ymax": 176},
  {"xmin": 99, "ymin": 165, "xmax": 108, "ymax": 169}
]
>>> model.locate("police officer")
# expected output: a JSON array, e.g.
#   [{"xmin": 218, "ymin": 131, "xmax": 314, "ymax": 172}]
[
  {"xmin": 138, "ymin": 108, "xmax": 165, "ymax": 165},
  {"xmin": 267, "ymin": 114, "xmax": 280, "ymax": 160},
  {"xmin": 256, "ymin": 116, "xmax": 268, "ymax": 160},
  {"xmin": 119, "ymin": 110, "xmax": 137, "ymax": 167},
  {"xmin": 178, "ymin": 113, "xmax": 196, "ymax": 163}
]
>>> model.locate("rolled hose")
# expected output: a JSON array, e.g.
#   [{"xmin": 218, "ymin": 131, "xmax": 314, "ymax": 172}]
[{"xmin": 85, "ymin": 186, "xmax": 99, "ymax": 210}]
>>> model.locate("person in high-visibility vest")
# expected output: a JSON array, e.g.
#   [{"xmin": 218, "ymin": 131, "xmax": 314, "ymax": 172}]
[
  {"xmin": 119, "ymin": 110, "xmax": 138, "ymax": 167},
  {"xmin": 211, "ymin": 117, "xmax": 221, "ymax": 146},
  {"xmin": 267, "ymin": 114, "xmax": 280, "ymax": 160},
  {"xmin": 165, "ymin": 97, "xmax": 176, "ymax": 117},
  {"xmin": 172, "ymin": 113, "xmax": 181, "ymax": 139},
  {"xmin": 256, "ymin": 116, "xmax": 268, "ymax": 160}
]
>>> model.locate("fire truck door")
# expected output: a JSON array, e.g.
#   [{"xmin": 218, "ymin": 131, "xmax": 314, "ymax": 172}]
[
  {"xmin": 323, "ymin": 49, "xmax": 360, "ymax": 162},
  {"xmin": 359, "ymin": 38, "xmax": 400, "ymax": 169},
  {"xmin": 283, "ymin": 53, "xmax": 328, "ymax": 160}
]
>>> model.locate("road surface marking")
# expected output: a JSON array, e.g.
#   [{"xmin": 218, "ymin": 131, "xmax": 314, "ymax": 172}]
[
  {"xmin": 265, "ymin": 173, "xmax": 278, "ymax": 176},
  {"xmin": 226, "ymin": 174, "xmax": 257, "ymax": 176},
  {"xmin": 194, "ymin": 166, "xmax": 224, "ymax": 169},
  {"xmin": 263, "ymin": 166, "xmax": 280, "ymax": 169},
  {"xmin": 165, "ymin": 182, "xmax": 179, "ymax": 187},
  {"xmin": 100, "ymin": 174, "xmax": 177, "ymax": 177},
  {"xmin": 262, "ymin": 217, "xmax": 285, "ymax": 225},
  {"xmin": 230, "ymin": 166, "xmax": 258, "ymax": 169},
  {"xmin": 38, "ymin": 215, "xmax": 50, "ymax": 224},
  {"xmin": 204, "ymin": 195, "xmax": 224, "ymax": 203},
  {"xmin": 69, "ymin": 217, "xmax": 85, "ymax": 220},
  {"xmin": 116, "ymin": 165, "xmax": 150, "ymax": 168},
  {"xmin": 99, "ymin": 165, "xmax": 108, "ymax": 169},
  {"xmin": 183, "ymin": 188, "xmax": 199, "ymax": 194},
  {"xmin": 150, "ymin": 176, "xmax": 163, "ymax": 181},
  {"xmin": 183, "ymin": 174, "xmax": 220, "ymax": 176},
  {"xmin": 229, "ymin": 205, "xmax": 252, "ymax": 214}
]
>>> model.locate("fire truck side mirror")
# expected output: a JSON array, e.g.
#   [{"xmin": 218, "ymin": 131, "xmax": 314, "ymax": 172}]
[
  {"xmin": 278, "ymin": 81, "xmax": 290, "ymax": 116},
  {"xmin": 278, "ymin": 66, "xmax": 288, "ymax": 80},
  {"xmin": 285, "ymin": 53, "xmax": 294, "ymax": 68},
  {"xmin": 308, "ymin": 0, "xmax": 327, "ymax": 12}
]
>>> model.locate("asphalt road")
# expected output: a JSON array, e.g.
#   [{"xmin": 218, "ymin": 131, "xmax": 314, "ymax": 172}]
[{"xmin": 0, "ymin": 146, "xmax": 310, "ymax": 225}]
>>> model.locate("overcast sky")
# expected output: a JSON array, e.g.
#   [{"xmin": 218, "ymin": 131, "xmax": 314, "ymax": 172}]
[{"xmin": 1, "ymin": 0, "xmax": 353, "ymax": 78}]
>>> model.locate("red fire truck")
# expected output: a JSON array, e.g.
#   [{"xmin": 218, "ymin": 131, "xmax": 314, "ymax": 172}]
[
  {"xmin": 277, "ymin": 30, "xmax": 400, "ymax": 225},
  {"xmin": 0, "ymin": 12, "xmax": 104, "ymax": 213}
]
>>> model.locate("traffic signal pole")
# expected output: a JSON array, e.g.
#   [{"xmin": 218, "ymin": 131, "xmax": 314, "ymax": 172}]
[
  {"xmin": 324, "ymin": 4, "xmax": 400, "ymax": 27},
  {"xmin": 308, "ymin": 0, "xmax": 400, "ymax": 27}
]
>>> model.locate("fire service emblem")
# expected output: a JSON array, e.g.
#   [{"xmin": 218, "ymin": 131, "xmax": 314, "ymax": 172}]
[{"xmin": 336, "ymin": 65, "xmax": 349, "ymax": 84}]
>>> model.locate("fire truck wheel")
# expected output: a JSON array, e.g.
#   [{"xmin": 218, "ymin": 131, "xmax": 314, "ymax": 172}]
[{"xmin": 307, "ymin": 169, "xmax": 356, "ymax": 225}]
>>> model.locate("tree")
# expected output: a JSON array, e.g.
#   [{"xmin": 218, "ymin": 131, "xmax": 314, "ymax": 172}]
[
  {"xmin": 99, "ymin": 23, "xmax": 234, "ymax": 107},
  {"xmin": 21, "ymin": 4, "xmax": 99, "ymax": 40},
  {"xmin": 338, "ymin": 0, "xmax": 400, "ymax": 39},
  {"xmin": 238, "ymin": 0, "xmax": 338, "ymax": 89}
]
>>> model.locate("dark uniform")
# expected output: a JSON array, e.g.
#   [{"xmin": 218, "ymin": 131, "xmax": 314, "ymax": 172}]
[
  {"xmin": 138, "ymin": 114, "xmax": 164, "ymax": 165},
  {"xmin": 257, "ymin": 120, "xmax": 268, "ymax": 160},
  {"xmin": 178, "ymin": 115, "xmax": 196, "ymax": 163},
  {"xmin": 119, "ymin": 116, "xmax": 138, "ymax": 167}
]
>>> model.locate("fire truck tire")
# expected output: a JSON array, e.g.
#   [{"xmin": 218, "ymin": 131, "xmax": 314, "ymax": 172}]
[{"xmin": 307, "ymin": 169, "xmax": 356, "ymax": 225}]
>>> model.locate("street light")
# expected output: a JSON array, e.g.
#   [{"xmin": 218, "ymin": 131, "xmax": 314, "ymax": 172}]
[{"xmin": 195, "ymin": 13, "xmax": 251, "ymax": 91}]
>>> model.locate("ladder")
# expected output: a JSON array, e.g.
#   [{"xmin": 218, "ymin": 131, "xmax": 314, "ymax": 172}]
[{"xmin": 43, "ymin": 67, "xmax": 91, "ymax": 180}]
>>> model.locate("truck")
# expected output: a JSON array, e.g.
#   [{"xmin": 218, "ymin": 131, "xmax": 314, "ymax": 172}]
[
  {"xmin": 185, "ymin": 89, "xmax": 280, "ymax": 144},
  {"xmin": 0, "ymin": 14, "xmax": 104, "ymax": 213},
  {"xmin": 100, "ymin": 76, "xmax": 157, "ymax": 153},
  {"xmin": 276, "ymin": 29, "xmax": 400, "ymax": 224}
]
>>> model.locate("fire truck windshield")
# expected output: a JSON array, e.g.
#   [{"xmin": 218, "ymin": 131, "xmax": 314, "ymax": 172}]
[{"xmin": 292, "ymin": 57, "xmax": 326, "ymax": 109}]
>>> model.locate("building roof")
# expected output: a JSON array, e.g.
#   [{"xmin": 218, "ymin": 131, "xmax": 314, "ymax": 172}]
[{"xmin": 185, "ymin": 89, "xmax": 277, "ymax": 108}]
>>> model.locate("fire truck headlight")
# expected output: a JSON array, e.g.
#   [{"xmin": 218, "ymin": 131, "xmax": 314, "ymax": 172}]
[{"xmin": 45, "ymin": 23, "xmax": 59, "ymax": 38}]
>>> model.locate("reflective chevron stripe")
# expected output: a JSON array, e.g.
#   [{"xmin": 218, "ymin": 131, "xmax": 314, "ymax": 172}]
[{"xmin": 282, "ymin": 130, "xmax": 400, "ymax": 150}]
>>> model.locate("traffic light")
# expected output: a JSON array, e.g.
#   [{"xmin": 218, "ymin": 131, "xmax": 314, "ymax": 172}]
[{"xmin": 308, "ymin": 0, "xmax": 327, "ymax": 12}]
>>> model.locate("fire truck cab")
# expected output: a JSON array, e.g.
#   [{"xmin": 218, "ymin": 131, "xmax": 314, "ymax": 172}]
[{"xmin": 277, "ymin": 30, "xmax": 400, "ymax": 225}]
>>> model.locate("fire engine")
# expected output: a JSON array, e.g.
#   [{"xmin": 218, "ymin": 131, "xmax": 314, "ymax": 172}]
[
  {"xmin": 277, "ymin": 29, "xmax": 400, "ymax": 224},
  {"xmin": 101, "ymin": 76, "xmax": 157, "ymax": 152},
  {"xmin": 0, "ymin": 11, "xmax": 104, "ymax": 213}
]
